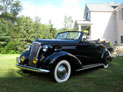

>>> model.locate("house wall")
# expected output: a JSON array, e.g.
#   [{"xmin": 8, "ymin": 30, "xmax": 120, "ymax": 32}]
[
  {"xmin": 116, "ymin": 7, "xmax": 123, "ymax": 45},
  {"xmin": 90, "ymin": 11, "xmax": 117, "ymax": 45}
]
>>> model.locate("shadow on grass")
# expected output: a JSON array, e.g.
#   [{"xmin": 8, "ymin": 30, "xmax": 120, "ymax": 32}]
[
  {"xmin": 0, "ymin": 65, "xmax": 123, "ymax": 92},
  {"xmin": 17, "ymin": 69, "xmax": 51, "ymax": 79},
  {"xmin": 0, "ymin": 57, "xmax": 123, "ymax": 92},
  {"xmin": 16, "ymin": 69, "xmax": 54, "ymax": 84},
  {"xmin": 0, "ymin": 67, "xmax": 104, "ymax": 92},
  {"xmin": 15, "ymin": 66, "xmax": 103, "ymax": 83},
  {"xmin": 0, "ymin": 69, "xmax": 54, "ymax": 92}
]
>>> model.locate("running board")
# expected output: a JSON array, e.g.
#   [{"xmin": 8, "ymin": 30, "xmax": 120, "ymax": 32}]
[{"xmin": 76, "ymin": 63, "xmax": 104, "ymax": 72}]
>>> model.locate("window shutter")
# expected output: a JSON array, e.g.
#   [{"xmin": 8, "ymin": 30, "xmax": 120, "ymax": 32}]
[
  {"xmin": 119, "ymin": 8, "xmax": 122, "ymax": 19},
  {"xmin": 121, "ymin": 8, "xmax": 123, "ymax": 19},
  {"xmin": 119, "ymin": 8, "xmax": 123, "ymax": 19},
  {"xmin": 121, "ymin": 35, "xmax": 123, "ymax": 44}
]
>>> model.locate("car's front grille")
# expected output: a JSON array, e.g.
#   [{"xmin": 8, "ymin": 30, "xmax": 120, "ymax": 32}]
[{"xmin": 29, "ymin": 42, "xmax": 41, "ymax": 67}]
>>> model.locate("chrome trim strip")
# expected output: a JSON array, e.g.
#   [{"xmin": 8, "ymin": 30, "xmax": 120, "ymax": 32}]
[
  {"xmin": 16, "ymin": 64, "xmax": 50, "ymax": 73},
  {"xmin": 32, "ymin": 41, "xmax": 41, "ymax": 45},
  {"xmin": 76, "ymin": 63, "xmax": 104, "ymax": 72},
  {"xmin": 36, "ymin": 46, "xmax": 42, "ymax": 58}
]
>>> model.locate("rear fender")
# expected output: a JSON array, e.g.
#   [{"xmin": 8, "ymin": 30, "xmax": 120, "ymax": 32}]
[
  {"xmin": 43, "ymin": 51, "xmax": 82, "ymax": 70},
  {"xmin": 101, "ymin": 49, "xmax": 112, "ymax": 63}
]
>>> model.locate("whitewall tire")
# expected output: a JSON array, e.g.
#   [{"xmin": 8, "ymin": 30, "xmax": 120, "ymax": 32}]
[
  {"xmin": 103, "ymin": 63, "xmax": 109, "ymax": 68},
  {"xmin": 52, "ymin": 60, "xmax": 71, "ymax": 83}
]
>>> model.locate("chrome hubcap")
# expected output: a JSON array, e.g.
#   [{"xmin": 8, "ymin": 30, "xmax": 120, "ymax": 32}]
[{"xmin": 57, "ymin": 64, "xmax": 68, "ymax": 80}]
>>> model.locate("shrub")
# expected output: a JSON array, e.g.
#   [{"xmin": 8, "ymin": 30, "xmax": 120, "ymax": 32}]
[{"xmin": 0, "ymin": 42, "xmax": 17, "ymax": 54}]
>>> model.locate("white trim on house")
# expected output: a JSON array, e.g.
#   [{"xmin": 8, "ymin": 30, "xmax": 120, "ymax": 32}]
[
  {"xmin": 75, "ymin": 20, "xmax": 92, "ymax": 26},
  {"xmin": 74, "ymin": 20, "xmax": 92, "ymax": 31}
]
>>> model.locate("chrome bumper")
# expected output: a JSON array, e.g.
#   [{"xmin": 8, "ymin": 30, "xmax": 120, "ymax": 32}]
[
  {"xmin": 16, "ymin": 64, "xmax": 50, "ymax": 73},
  {"xmin": 16, "ymin": 57, "xmax": 50, "ymax": 73}
]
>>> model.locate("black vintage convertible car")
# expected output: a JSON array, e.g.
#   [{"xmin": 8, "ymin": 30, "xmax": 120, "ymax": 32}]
[{"xmin": 16, "ymin": 31, "xmax": 112, "ymax": 83}]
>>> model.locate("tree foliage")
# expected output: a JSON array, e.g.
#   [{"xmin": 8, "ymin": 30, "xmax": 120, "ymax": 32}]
[
  {"xmin": 0, "ymin": 19, "xmax": 10, "ymax": 47},
  {"xmin": 0, "ymin": 0, "xmax": 22, "ymax": 53},
  {"xmin": 63, "ymin": 15, "xmax": 73, "ymax": 31},
  {"xmin": 0, "ymin": 0, "xmax": 22, "ymax": 21},
  {"xmin": 0, "ymin": 1, "xmax": 73, "ymax": 54},
  {"xmin": 15, "ymin": 16, "xmax": 57, "ymax": 53}
]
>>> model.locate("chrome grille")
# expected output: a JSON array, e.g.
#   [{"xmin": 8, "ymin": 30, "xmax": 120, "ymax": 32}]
[{"xmin": 29, "ymin": 42, "xmax": 41, "ymax": 67}]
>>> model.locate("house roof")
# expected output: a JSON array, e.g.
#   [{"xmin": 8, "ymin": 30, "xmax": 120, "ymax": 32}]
[{"xmin": 86, "ymin": 4, "xmax": 118, "ymax": 12}]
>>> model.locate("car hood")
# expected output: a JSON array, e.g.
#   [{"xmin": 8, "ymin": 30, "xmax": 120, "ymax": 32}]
[{"xmin": 34, "ymin": 39, "xmax": 79, "ymax": 45}]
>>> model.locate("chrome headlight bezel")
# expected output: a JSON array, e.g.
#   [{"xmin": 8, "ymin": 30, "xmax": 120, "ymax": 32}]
[
  {"xmin": 42, "ymin": 45, "xmax": 49, "ymax": 52},
  {"xmin": 26, "ymin": 45, "xmax": 31, "ymax": 50}
]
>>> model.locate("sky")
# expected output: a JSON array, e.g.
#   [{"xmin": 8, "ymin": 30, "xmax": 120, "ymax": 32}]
[{"xmin": 20, "ymin": 0, "xmax": 123, "ymax": 28}]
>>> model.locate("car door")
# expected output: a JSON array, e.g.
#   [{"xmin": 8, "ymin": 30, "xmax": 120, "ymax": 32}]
[{"xmin": 76, "ymin": 34, "xmax": 101, "ymax": 65}]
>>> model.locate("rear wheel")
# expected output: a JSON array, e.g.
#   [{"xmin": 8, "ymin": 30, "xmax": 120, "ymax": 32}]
[
  {"xmin": 51, "ymin": 60, "xmax": 71, "ymax": 83},
  {"xmin": 103, "ymin": 63, "xmax": 109, "ymax": 68},
  {"xmin": 103, "ymin": 52, "xmax": 111, "ymax": 69}
]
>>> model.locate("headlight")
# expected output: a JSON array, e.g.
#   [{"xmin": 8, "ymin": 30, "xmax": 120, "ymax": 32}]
[
  {"xmin": 26, "ymin": 45, "xmax": 31, "ymax": 50},
  {"xmin": 42, "ymin": 45, "xmax": 48, "ymax": 52}
]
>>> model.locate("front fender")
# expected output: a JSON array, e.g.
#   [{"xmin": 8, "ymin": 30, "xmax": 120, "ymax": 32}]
[
  {"xmin": 20, "ymin": 50, "xmax": 30, "ymax": 61},
  {"xmin": 43, "ymin": 51, "xmax": 82, "ymax": 70}
]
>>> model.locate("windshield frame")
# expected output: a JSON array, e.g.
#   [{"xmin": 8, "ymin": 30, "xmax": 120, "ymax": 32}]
[{"xmin": 56, "ymin": 31, "xmax": 82, "ymax": 41}]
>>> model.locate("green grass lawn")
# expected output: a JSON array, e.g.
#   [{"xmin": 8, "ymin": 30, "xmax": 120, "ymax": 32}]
[{"xmin": 0, "ymin": 54, "xmax": 123, "ymax": 92}]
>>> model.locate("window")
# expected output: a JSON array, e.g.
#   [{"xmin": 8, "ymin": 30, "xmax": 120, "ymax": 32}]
[
  {"xmin": 121, "ymin": 8, "xmax": 123, "ymax": 19},
  {"xmin": 112, "ymin": 6, "xmax": 118, "ymax": 9},
  {"xmin": 86, "ymin": 13, "xmax": 88, "ymax": 20},
  {"xmin": 121, "ymin": 35, "xmax": 123, "ymax": 44},
  {"xmin": 56, "ymin": 31, "xmax": 81, "ymax": 40},
  {"xmin": 86, "ymin": 12, "xmax": 90, "ymax": 21},
  {"xmin": 119, "ymin": 8, "xmax": 123, "ymax": 19}
]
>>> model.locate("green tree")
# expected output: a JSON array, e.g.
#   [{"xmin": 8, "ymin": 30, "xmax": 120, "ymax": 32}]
[
  {"xmin": 0, "ymin": 0, "xmax": 22, "ymax": 53},
  {"xmin": 33, "ymin": 17, "xmax": 43, "ymax": 39},
  {"xmin": 0, "ymin": 19, "xmax": 10, "ymax": 47},
  {"xmin": 0, "ymin": 0, "xmax": 22, "ymax": 22},
  {"xmin": 11, "ymin": 0, "xmax": 22, "ymax": 17},
  {"xmin": 48, "ymin": 20, "xmax": 57, "ymax": 38},
  {"xmin": 16, "ymin": 16, "xmax": 58, "ymax": 53},
  {"xmin": 16, "ymin": 16, "xmax": 34, "ymax": 52},
  {"xmin": 63, "ymin": 15, "xmax": 73, "ymax": 31}
]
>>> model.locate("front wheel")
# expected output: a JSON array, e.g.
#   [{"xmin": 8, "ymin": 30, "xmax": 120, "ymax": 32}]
[{"xmin": 51, "ymin": 60, "xmax": 71, "ymax": 83}]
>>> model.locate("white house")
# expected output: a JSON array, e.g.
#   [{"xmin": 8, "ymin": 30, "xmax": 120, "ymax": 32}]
[{"xmin": 74, "ymin": 3, "xmax": 123, "ymax": 45}]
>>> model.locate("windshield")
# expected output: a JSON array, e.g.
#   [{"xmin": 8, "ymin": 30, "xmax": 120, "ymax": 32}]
[{"xmin": 56, "ymin": 31, "xmax": 81, "ymax": 40}]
